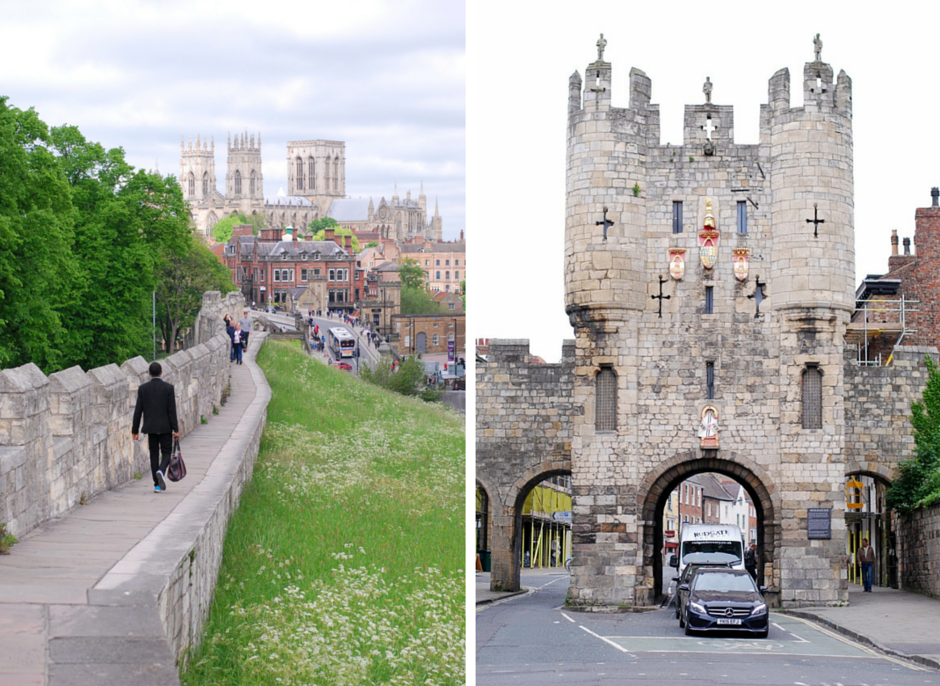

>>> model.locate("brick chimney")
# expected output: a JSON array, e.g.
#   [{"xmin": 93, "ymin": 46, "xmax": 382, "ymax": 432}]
[
  {"xmin": 344, "ymin": 234, "xmax": 352, "ymax": 251},
  {"xmin": 325, "ymin": 227, "xmax": 335, "ymax": 243}
]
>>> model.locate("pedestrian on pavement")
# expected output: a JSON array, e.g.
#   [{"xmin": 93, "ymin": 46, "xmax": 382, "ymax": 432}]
[
  {"xmin": 132, "ymin": 361, "xmax": 180, "ymax": 493},
  {"xmin": 745, "ymin": 542, "xmax": 758, "ymax": 579},
  {"xmin": 226, "ymin": 318, "xmax": 236, "ymax": 361},
  {"xmin": 239, "ymin": 309, "xmax": 253, "ymax": 350},
  {"xmin": 232, "ymin": 323, "xmax": 244, "ymax": 365},
  {"xmin": 859, "ymin": 537, "xmax": 876, "ymax": 591}
]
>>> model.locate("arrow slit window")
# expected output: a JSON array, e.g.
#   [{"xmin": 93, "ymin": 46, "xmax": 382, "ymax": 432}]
[
  {"xmin": 596, "ymin": 366, "xmax": 617, "ymax": 432},
  {"xmin": 802, "ymin": 364, "xmax": 823, "ymax": 429}
]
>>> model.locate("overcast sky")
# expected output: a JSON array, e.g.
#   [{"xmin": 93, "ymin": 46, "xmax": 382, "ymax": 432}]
[
  {"xmin": 468, "ymin": 3, "xmax": 940, "ymax": 361},
  {"xmin": 0, "ymin": 0, "xmax": 465, "ymax": 240}
]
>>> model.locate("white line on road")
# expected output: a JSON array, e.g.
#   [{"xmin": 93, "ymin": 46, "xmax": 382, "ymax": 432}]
[
  {"xmin": 578, "ymin": 625, "xmax": 632, "ymax": 654},
  {"xmin": 560, "ymin": 612, "xmax": 575, "ymax": 623},
  {"xmin": 773, "ymin": 621, "xmax": 809, "ymax": 643}
]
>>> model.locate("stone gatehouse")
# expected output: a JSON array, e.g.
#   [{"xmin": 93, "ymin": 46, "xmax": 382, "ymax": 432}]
[{"xmin": 476, "ymin": 39, "xmax": 938, "ymax": 608}]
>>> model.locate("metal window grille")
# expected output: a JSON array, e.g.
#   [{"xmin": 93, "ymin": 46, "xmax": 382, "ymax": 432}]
[
  {"xmin": 673, "ymin": 201, "xmax": 683, "ymax": 234},
  {"xmin": 802, "ymin": 366, "xmax": 823, "ymax": 429},
  {"xmin": 596, "ymin": 367, "xmax": 617, "ymax": 431},
  {"xmin": 737, "ymin": 201, "xmax": 747, "ymax": 234},
  {"xmin": 706, "ymin": 361, "xmax": 715, "ymax": 399},
  {"xmin": 705, "ymin": 286, "xmax": 714, "ymax": 314}
]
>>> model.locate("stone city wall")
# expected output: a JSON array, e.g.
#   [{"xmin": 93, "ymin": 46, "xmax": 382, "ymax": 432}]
[
  {"xmin": 0, "ymin": 291, "xmax": 245, "ymax": 539},
  {"xmin": 898, "ymin": 503, "xmax": 940, "ymax": 599},
  {"xmin": 843, "ymin": 345, "xmax": 938, "ymax": 479}
]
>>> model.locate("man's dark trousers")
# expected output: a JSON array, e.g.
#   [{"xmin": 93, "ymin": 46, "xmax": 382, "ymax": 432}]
[{"xmin": 148, "ymin": 433, "xmax": 173, "ymax": 487}]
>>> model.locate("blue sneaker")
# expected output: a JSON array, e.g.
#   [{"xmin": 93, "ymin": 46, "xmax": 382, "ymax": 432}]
[
  {"xmin": 155, "ymin": 470, "xmax": 167, "ymax": 491},
  {"xmin": 154, "ymin": 485, "xmax": 162, "ymax": 493}
]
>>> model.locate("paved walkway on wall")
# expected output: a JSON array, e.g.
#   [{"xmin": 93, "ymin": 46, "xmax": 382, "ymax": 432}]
[
  {"xmin": 477, "ymin": 572, "xmax": 940, "ymax": 670},
  {"xmin": 0, "ymin": 335, "xmax": 268, "ymax": 686}
]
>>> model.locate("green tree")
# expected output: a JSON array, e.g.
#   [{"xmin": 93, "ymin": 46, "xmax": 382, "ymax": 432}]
[
  {"xmin": 366, "ymin": 241, "xmax": 379, "ymax": 248},
  {"xmin": 309, "ymin": 225, "xmax": 359, "ymax": 251},
  {"xmin": 0, "ymin": 98, "xmax": 76, "ymax": 372},
  {"xmin": 156, "ymin": 238, "xmax": 237, "ymax": 354},
  {"xmin": 397, "ymin": 258, "xmax": 426, "ymax": 291},
  {"xmin": 360, "ymin": 355, "xmax": 439, "ymax": 400},
  {"xmin": 212, "ymin": 212, "xmax": 266, "ymax": 243},
  {"xmin": 308, "ymin": 217, "xmax": 340, "ymax": 233},
  {"xmin": 460, "ymin": 279, "xmax": 466, "ymax": 311},
  {"xmin": 886, "ymin": 356, "xmax": 940, "ymax": 514},
  {"xmin": 400, "ymin": 286, "xmax": 444, "ymax": 315}
]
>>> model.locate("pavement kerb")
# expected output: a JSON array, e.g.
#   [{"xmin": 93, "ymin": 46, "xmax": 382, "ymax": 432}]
[
  {"xmin": 475, "ymin": 589, "xmax": 527, "ymax": 606},
  {"xmin": 780, "ymin": 608, "xmax": 940, "ymax": 671},
  {"xmin": 90, "ymin": 332, "xmax": 271, "ymax": 674}
]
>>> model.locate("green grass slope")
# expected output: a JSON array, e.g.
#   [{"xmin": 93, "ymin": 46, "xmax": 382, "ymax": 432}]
[{"xmin": 183, "ymin": 341, "xmax": 465, "ymax": 685}]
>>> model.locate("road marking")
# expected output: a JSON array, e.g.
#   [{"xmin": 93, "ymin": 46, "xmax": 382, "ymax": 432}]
[
  {"xmin": 560, "ymin": 612, "xmax": 575, "ymax": 623},
  {"xmin": 578, "ymin": 625, "xmax": 631, "ymax": 654},
  {"xmin": 777, "ymin": 615, "xmax": 928, "ymax": 672},
  {"xmin": 773, "ymin": 621, "xmax": 808, "ymax": 643}
]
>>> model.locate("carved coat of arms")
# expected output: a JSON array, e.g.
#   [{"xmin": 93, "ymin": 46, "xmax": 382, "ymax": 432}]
[
  {"xmin": 732, "ymin": 248, "xmax": 749, "ymax": 282},
  {"xmin": 699, "ymin": 198, "xmax": 719, "ymax": 270},
  {"xmin": 698, "ymin": 405, "xmax": 719, "ymax": 448},
  {"xmin": 669, "ymin": 249, "xmax": 686, "ymax": 280}
]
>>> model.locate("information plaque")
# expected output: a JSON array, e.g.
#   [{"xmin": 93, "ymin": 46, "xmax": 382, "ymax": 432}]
[{"xmin": 807, "ymin": 508, "xmax": 832, "ymax": 540}]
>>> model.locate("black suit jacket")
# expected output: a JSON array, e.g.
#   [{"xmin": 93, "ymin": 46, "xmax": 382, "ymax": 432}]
[{"xmin": 132, "ymin": 377, "xmax": 179, "ymax": 435}]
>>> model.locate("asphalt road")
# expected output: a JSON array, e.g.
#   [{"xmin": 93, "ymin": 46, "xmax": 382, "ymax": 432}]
[{"xmin": 477, "ymin": 572, "xmax": 940, "ymax": 686}]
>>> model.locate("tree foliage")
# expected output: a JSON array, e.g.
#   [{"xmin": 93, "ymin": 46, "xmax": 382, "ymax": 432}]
[
  {"xmin": 886, "ymin": 355, "xmax": 940, "ymax": 514},
  {"xmin": 0, "ymin": 97, "xmax": 201, "ymax": 373},
  {"xmin": 397, "ymin": 258, "xmax": 426, "ymax": 291},
  {"xmin": 309, "ymin": 224, "xmax": 359, "ymax": 252},
  {"xmin": 156, "ymin": 238, "xmax": 237, "ymax": 354},
  {"xmin": 401, "ymin": 286, "xmax": 444, "ymax": 315},
  {"xmin": 360, "ymin": 355, "xmax": 439, "ymax": 401},
  {"xmin": 212, "ymin": 212, "xmax": 266, "ymax": 243},
  {"xmin": 308, "ymin": 217, "xmax": 340, "ymax": 233}
]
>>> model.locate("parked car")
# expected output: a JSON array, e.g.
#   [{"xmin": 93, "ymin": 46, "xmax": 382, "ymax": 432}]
[
  {"xmin": 674, "ymin": 562, "xmax": 730, "ymax": 620},
  {"xmin": 679, "ymin": 568, "xmax": 768, "ymax": 638},
  {"xmin": 337, "ymin": 362, "xmax": 353, "ymax": 372}
]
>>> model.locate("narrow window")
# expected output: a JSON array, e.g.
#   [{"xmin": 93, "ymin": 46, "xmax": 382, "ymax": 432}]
[
  {"xmin": 308, "ymin": 157, "xmax": 315, "ymax": 189},
  {"xmin": 737, "ymin": 201, "xmax": 747, "ymax": 234},
  {"xmin": 706, "ymin": 361, "xmax": 714, "ymax": 399},
  {"xmin": 595, "ymin": 366, "xmax": 617, "ymax": 432},
  {"xmin": 672, "ymin": 201, "xmax": 683, "ymax": 234},
  {"xmin": 188, "ymin": 172, "xmax": 195, "ymax": 197},
  {"xmin": 802, "ymin": 365, "xmax": 823, "ymax": 429},
  {"xmin": 202, "ymin": 172, "xmax": 209, "ymax": 196},
  {"xmin": 705, "ymin": 286, "xmax": 714, "ymax": 314},
  {"xmin": 234, "ymin": 170, "xmax": 242, "ymax": 195},
  {"xmin": 436, "ymin": 271, "xmax": 441, "ymax": 279},
  {"xmin": 250, "ymin": 170, "xmax": 256, "ymax": 196},
  {"xmin": 296, "ymin": 158, "xmax": 304, "ymax": 191}
]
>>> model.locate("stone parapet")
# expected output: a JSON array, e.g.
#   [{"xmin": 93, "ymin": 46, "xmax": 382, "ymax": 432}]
[{"xmin": 898, "ymin": 502, "xmax": 940, "ymax": 599}]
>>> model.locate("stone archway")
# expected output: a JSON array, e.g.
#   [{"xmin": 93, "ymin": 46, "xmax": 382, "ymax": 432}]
[
  {"xmin": 637, "ymin": 452, "xmax": 779, "ymax": 605},
  {"xmin": 489, "ymin": 460, "xmax": 571, "ymax": 593},
  {"xmin": 844, "ymin": 463, "xmax": 895, "ymax": 589}
]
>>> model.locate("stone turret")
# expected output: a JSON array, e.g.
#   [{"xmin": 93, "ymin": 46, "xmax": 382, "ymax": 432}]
[{"xmin": 180, "ymin": 134, "xmax": 217, "ymax": 202}]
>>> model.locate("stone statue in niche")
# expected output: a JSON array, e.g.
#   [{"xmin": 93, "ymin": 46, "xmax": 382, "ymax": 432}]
[
  {"xmin": 699, "ymin": 406, "xmax": 719, "ymax": 448},
  {"xmin": 699, "ymin": 198, "xmax": 719, "ymax": 269}
]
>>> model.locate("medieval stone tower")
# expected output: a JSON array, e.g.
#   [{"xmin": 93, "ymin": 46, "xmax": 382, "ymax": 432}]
[
  {"xmin": 225, "ymin": 132, "xmax": 264, "ymax": 213},
  {"xmin": 563, "ymin": 37, "xmax": 854, "ymax": 607},
  {"xmin": 286, "ymin": 140, "xmax": 345, "ymax": 209},
  {"xmin": 180, "ymin": 135, "xmax": 217, "ymax": 203}
]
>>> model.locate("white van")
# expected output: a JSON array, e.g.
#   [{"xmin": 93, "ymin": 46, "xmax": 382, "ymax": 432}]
[{"xmin": 670, "ymin": 523, "xmax": 746, "ymax": 578}]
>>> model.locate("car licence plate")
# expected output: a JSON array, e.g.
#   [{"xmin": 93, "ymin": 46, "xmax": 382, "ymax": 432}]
[{"xmin": 716, "ymin": 618, "xmax": 742, "ymax": 625}]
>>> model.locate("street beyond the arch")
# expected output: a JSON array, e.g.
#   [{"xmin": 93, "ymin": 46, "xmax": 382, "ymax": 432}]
[{"xmin": 477, "ymin": 571, "xmax": 940, "ymax": 686}]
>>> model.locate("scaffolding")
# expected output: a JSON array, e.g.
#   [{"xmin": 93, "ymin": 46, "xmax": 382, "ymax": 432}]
[{"xmin": 845, "ymin": 296, "xmax": 918, "ymax": 366}]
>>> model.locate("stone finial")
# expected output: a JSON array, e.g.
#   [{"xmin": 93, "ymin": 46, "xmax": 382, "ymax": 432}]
[
  {"xmin": 813, "ymin": 33, "xmax": 823, "ymax": 62},
  {"xmin": 703, "ymin": 76, "xmax": 713, "ymax": 104},
  {"xmin": 932, "ymin": 187, "xmax": 939, "ymax": 207},
  {"xmin": 596, "ymin": 33, "xmax": 607, "ymax": 62}
]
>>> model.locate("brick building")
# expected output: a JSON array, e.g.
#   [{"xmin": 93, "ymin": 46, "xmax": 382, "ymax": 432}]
[
  {"xmin": 392, "ymin": 313, "xmax": 465, "ymax": 357},
  {"xmin": 399, "ymin": 235, "xmax": 466, "ymax": 294},
  {"xmin": 853, "ymin": 189, "xmax": 940, "ymax": 363},
  {"xmin": 221, "ymin": 225, "xmax": 365, "ymax": 311}
]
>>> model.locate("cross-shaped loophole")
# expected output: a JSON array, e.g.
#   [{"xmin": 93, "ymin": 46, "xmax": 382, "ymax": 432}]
[{"xmin": 702, "ymin": 116, "xmax": 717, "ymax": 141}]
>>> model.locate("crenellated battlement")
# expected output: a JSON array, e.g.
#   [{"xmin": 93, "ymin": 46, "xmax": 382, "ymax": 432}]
[
  {"xmin": 0, "ymin": 291, "xmax": 244, "ymax": 540},
  {"xmin": 182, "ymin": 134, "xmax": 215, "ymax": 155},
  {"xmin": 228, "ymin": 131, "xmax": 262, "ymax": 153}
]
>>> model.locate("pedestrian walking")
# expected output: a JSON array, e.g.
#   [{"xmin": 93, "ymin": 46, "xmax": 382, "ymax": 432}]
[
  {"xmin": 226, "ymin": 318, "xmax": 236, "ymax": 361},
  {"xmin": 745, "ymin": 542, "xmax": 758, "ymax": 579},
  {"xmin": 859, "ymin": 537, "xmax": 876, "ymax": 592},
  {"xmin": 132, "ymin": 361, "xmax": 180, "ymax": 493},
  {"xmin": 239, "ymin": 309, "xmax": 253, "ymax": 350},
  {"xmin": 231, "ymin": 323, "xmax": 244, "ymax": 364}
]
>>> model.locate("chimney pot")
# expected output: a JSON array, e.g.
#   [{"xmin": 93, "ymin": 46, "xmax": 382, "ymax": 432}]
[
  {"xmin": 891, "ymin": 229, "xmax": 899, "ymax": 256},
  {"xmin": 932, "ymin": 187, "xmax": 939, "ymax": 207},
  {"xmin": 903, "ymin": 237, "xmax": 911, "ymax": 255}
]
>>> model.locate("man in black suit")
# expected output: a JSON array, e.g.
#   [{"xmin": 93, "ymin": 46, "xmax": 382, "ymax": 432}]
[{"xmin": 132, "ymin": 362, "xmax": 180, "ymax": 492}]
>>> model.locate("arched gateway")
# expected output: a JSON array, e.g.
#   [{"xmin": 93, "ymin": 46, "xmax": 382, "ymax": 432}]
[{"xmin": 477, "ymin": 39, "xmax": 938, "ymax": 610}]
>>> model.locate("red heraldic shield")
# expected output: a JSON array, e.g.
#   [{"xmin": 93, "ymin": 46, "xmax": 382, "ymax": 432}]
[
  {"xmin": 669, "ymin": 249, "xmax": 686, "ymax": 280},
  {"xmin": 699, "ymin": 198, "xmax": 719, "ymax": 270}
]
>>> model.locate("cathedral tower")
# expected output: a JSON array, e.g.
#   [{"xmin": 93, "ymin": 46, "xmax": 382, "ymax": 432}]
[
  {"xmin": 225, "ymin": 132, "xmax": 264, "ymax": 212},
  {"xmin": 180, "ymin": 134, "xmax": 216, "ymax": 202},
  {"xmin": 286, "ymin": 140, "xmax": 345, "ymax": 213}
]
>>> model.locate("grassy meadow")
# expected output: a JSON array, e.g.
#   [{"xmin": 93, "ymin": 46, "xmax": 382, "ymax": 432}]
[{"xmin": 183, "ymin": 341, "xmax": 465, "ymax": 685}]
